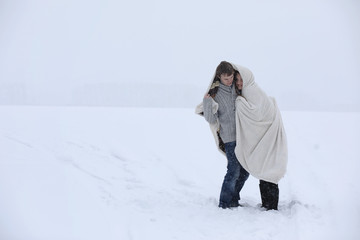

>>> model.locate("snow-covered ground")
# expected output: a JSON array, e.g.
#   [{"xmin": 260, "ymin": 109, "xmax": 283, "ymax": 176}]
[{"xmin": 0, "ymin": 106, "xmax": 359, "ymax": 240}]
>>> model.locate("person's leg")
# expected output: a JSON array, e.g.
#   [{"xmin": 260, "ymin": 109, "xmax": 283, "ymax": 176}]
[
  {"xmin": 219, "ymin": 141, "xmax": 243, "ymax": 208},
  {"xmin": 234, "ymin": 166, "xmax": 249, "ymax": 203},
  {"xmin": 259, "ymin": 180, "xmax": 279, "ymax": 210}
]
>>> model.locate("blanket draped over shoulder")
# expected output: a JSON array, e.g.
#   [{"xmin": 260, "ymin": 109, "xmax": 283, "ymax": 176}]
[
  {"xmin": 233, "ymin": 64, "xmax": 287, "ymax": 184},
  {"xmin": 195, "ymin": 63, "xmax": 288, "ymax": 184}
]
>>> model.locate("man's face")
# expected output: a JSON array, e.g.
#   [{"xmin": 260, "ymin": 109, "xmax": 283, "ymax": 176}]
[{"xmin": 219, "ymin": 73, "xmax": 234, "ymax": 86}]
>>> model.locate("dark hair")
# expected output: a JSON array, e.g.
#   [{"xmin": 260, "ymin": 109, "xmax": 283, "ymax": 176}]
[
  {"xmin": 208, "ymin": 61, "xmax": 235, "ymax": 97},
  {"xmin": 215, "ymin": 61, "xmax": 235, "ymax": 78},
  {"xmin": 234, "ymin": 71, "xmax": 242, "ymax": 96}
]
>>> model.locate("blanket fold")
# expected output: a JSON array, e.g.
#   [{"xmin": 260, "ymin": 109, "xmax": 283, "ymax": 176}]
[{"xmin": 234, "ymin": 64, "xmax": 288, "ymax": 184}]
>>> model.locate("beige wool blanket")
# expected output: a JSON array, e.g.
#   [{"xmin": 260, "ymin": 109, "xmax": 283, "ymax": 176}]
[
  {"xmin": 233, "ymin": 64, "xmax": 287, "ymax": 184},
  {"xmin": 196, "ymin": 63, "xmax": 288, "ymax": 184}
]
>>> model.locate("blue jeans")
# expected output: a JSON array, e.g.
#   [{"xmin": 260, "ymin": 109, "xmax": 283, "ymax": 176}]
[{"xmin": 219, "ymin": 141, "xmax": 249, "ymax": 207}]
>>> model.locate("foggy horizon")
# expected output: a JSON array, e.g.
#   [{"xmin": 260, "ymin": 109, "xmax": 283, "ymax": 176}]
[{"xmin": 0, "ymin": 0, "xmax": 359, "ymax": 111}]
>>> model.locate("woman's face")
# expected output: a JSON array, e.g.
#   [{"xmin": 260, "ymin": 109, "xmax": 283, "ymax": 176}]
[
  {"xmin": 236, "ymin": 73, "xmax": 243, "ymax": 90},
  {"xmin": 219, "ymin": 73, "xmax": 234, "ymax": 86}
]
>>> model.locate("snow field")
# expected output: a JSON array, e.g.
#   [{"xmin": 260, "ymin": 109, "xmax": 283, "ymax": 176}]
[{"xmin": 0, "ymin": 107, "xmax": 359, "ymax": 240}]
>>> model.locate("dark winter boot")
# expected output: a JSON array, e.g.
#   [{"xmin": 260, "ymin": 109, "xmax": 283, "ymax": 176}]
[
  {"xmin": 259, "ymin": 182, "xmax": 267, "ymax": 208},
  {"xmin": 259, "ymin": 180, "xmax": 279, "ymax": 210}
]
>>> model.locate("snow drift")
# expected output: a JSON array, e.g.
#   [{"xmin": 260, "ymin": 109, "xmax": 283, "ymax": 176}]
[{"xmin": 0, "ymin": 106, "xmax": 359, "ymax": 240}]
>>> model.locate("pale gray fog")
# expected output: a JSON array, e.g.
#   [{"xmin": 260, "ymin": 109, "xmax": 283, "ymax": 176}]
[{"xmin": 0, "ymin": 0, "xmax": 359, "ymax": 111}]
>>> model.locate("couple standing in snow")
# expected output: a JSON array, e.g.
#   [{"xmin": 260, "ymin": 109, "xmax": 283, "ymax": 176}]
[{"xmin": 196, "ymin": 61, "xmax": 288, "ymax": 210}]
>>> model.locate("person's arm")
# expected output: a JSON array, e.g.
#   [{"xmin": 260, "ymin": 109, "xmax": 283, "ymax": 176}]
[{"xmin": 203, "ymin": 95, "xmax": 218, "ymax": 124}]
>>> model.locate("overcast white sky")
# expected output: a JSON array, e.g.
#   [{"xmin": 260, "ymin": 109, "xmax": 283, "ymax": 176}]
[{"xmin": 0, "ymin": 0, "xmax": 359, "ymax": 110}]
